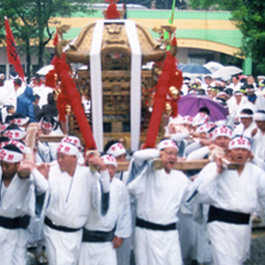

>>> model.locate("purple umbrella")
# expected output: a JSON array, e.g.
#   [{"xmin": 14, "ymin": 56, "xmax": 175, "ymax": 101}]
[{"xmin": 178, "ymin": 95, "xmax": 228, "ymax": 121}]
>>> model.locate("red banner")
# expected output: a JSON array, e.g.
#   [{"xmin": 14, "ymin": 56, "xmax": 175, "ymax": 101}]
[{"xmin": 5, "ymin": 17, "xmax": 25, "ymax": 81}]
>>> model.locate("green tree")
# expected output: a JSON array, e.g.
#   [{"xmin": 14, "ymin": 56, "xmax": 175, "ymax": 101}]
[
  {"xmin": 188, "ymin": 0, "xmax": 265, "ymax": 74},
  {"xmin": 0, "ymin": 0, "xmax": 95, "ymax": 77}
]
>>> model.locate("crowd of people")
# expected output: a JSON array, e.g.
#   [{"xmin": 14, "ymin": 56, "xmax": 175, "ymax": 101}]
[{"xmin": 0, "ymin": 72, "xmax": 265, "ymax": 265}]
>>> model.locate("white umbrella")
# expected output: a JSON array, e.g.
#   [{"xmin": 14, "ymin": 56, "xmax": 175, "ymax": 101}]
[
  {"xmin": 212, "ymin": 66, "xmax": 242, "ymax": 79},
  {"xmin": 203, "ymin": 61, "xmax": 224, "ymax": 73},
  {"xmin": 36, "ymin": 65, "xmax": 54, "ymax": 76}
]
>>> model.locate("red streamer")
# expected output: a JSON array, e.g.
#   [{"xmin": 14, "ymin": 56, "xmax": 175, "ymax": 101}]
[
  {"xmin": 144, "ymin": 51, "xmax": 182, "ymax": 148},
  {"xmin": 52, "ymin": 55, "xmax": 97, "ymax": 150}
]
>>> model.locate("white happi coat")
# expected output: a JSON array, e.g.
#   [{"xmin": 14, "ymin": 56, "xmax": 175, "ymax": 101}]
[
  {"xmin": 44, "ymin": 162, "xmax": 109, "ymax": 265},
  {"xmin": 192, "ymin": 162, "xmax": 265, "ymax": 265},
  {"xmin": 127, "ymin": 149, "xmax": 191, "ymax": 265},
  {"xmin": 232, "ymin": 122, "xmax": 257, "ymax": 138},
  {"xmin": 0, "ymin": 168, "xmax": 48, "ymax": 265},
  {"xmin": 114, "ymin": 170, "xmax": 134, "ymax": 265},
  {"xmin": 32, "ymin": 84, "xmax": 53, "ymax": 108},
  {"xmin": 252, "ymin": 130, "xmax": 265, "ymax": 160},
  {"xmin": 79, "ymin": 177, "xmax": 131, "ymax": 265}
]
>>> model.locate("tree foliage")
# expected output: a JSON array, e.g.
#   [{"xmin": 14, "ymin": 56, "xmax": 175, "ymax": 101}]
[
  {"xmin": 188, "ymin": 0, "xmax": 265, "ymax": 73},
  {"xmin": 0, "ymin": 0, "xmax": 95, "ymax": 77}
]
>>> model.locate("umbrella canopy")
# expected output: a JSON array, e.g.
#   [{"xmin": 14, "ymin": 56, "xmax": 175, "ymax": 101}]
[
  {"xmin": 203, "ymin": 61, "xmax": 224, "ymax": 73},
  {"xmin": 178, "ymin": 63, "xmax": 212, "ymax": 75},
  {"xmin": 178, "ymin": 95, "xmax": 228, "ymax": 121},
  {"xmin": 36, "ymin": 65, "xmax": 54, "ymax": 76},
  {"xmin": 212, "ymin": 66, "xmax": 242, "ymax": 79}
]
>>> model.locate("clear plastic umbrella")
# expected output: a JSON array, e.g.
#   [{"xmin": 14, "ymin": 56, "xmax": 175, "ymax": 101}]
[
  {"xmin": 212, "ymin": 66, "xmax": 242, "ymax": 79},
  {"xmin": 204, "ymin": 61, "xmax": 224, "ymax": 73}
]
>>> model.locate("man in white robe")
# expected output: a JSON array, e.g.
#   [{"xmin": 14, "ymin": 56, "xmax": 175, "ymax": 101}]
[
  {"xmin": 43, "ymin": 141, "xmax": 110, "ymax": 265},
  {"xmin": 252, "ymin": 110, "xmax": 265, "ymax": 165},
  {"xmin": 190, "ymin": 136, "xmax": 265, "ymax": 265},
  {"xmin": 79, "ymin": 154, "xmax": 131, "ymax": 265},
  {"xmin": 227, "ymin": 90, "xmax": 253, "ymax": 127},
  {"xmin": 0, "ymin": 144, "xmax": 48, "ymax": 265},
  {"xmin": 105, "ymin": 140, "xmax": 132, "ymax": 265},
  {"xmin": 127, "ymin": 139, "xmax": 191, "ymax": 265},
  {"xmin": 232, "ymin": 108, "xmax": 256, "ymax": 138},
  {"xmin": 186, "ymin": 125, "xmax": 232, "ymax": 161}
]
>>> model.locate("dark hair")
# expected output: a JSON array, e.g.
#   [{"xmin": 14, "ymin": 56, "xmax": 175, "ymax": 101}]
[
  {"xmin": 47, "ymin": 93, "xmax": 55, "ymax": 105},
  {"xmin": 3, "ymin": 144, "xmax": 22, "ymax": 153},
  {"xmin": 0, "ymin": 136, "xmax": 10, "ymax": 143},
  {"xmin": 12, "ymin": 113, "xmax": 27, "ymax": 119},
  {"xmin": 241, "ymin": 108, "xmax": 254, "ymax": 115},
  {"xmin": 104, "ymin": 140, "xmax": 120, "ymax": 153},
  {"xmin": 246, "ymin": 84, "xmax": 254, "ymax": 89},
  {"xmin": 41, "ymin": 114, "xmax": 58, "ymax": 130},
  {"xmin": 256, "ymin": 110, "xmax": 265, "ymax": 115},
  {"xmin": 14, "ymin": 78, "xmax": 22, "ymax": 86},
  {"xmin": 5, "ymin": 116, "xmax": 13, "ymax": 123},
  {"xmin": 224, "ymin": 88, "xmax": 233, "ymax": 96},
  {"xmin": 6, "ymin": 105, "xmax": 14, "ymax": 112},
  {"xmin": 34, "ymin": 94, "xmax": 40, "ymax": 101},
  {"xmin": 198, "ymin": 107, "xmax": 210, "ymax": 116},
  {"xmin": 232, "ymin": 75, "xmax": 239, "ymax": 80},
  {"xmin": 5, "ymin": 123, "xmax": 22, "ymax": 131}
]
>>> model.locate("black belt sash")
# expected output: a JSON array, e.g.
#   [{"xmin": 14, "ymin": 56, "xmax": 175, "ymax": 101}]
[
  {"xmin": 82, "ymin": 228, "xmax": 115, "ymax": 242},
  {"xmin": 136, "ymin": 217, "xmax": 177, "ymax": 231},
  {"xmin": 44, "ymin": 216, "xmax": 82, "ymax": 233},
  {"xmin": 0, "ymin": 215, "xmax": 30, "ymax": 230},
  {"xmin": 208, "ymin": 205, "xmax": 250, "ymax": 225}
]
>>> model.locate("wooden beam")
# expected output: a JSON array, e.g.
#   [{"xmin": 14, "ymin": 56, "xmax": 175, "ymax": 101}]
[
  {"xmin": 116, "ymin": 158, "xmax": 238, "ymax": 172},
  {"xmin": 116, "ymin": 159, "xmax": 211, "ymax": 172},
  {"xmin": 38, "ymin": 134, "xmax": 67, "ymax": 142}
]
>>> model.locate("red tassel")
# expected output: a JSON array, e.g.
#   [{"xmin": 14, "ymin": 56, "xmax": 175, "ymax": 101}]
[
  {"xmin": 105, "ymin": 0, "xmax": 120, "ymax": 19},
  {"xmin": 171, "ymin": 36, "xmax": 177, "ymax": 47},
  {"xmin": 170, "ymin": 100, "xmax": 178, "ymax": 118},
  {"xmin": 53, "ymin": 29, "xmax": 59, "ymax": 46},
  {"xmin": 45, "ymin": 70, "xmax": 57, "ymax": 88},
  {"xmin": 57, "ymin": 92, "xmax": 68, "ymax": 122}
]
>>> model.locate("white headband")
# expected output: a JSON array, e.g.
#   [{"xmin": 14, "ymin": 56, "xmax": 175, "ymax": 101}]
[
  {"xmin": 228, "ymin": 136, "xmax": 251, "ymax": 151},
  {"xmin": 181, "ymin": 115, "xmax": 193, "ymax": 124},
  {"xmin": 106, "ymin": 142, "xmax": 126, "ymax": 158},
  {"xmin": 234, "ymin": 91, "xmax": 243, "ymax": 96},
  {"xmin": 3, "ymin": 128, "xmax": 26, "ymax": 140},
  {"xmin": 40, "ymin": 120, "xmax": 54, "ymax": 132},
  {"xmin": 254, "ymin": 112, "xmax": 265, "ymax": 121},
  {"xmin": 57, "ymin": 142, "xmax": 83, "ymax": 164},
  {"xmin": 192, "ymin": 113, "xmax": 210, "ymax": 127},
  {"xmin": 0, "ymin": 124, "xmax": 9, "ymax": 133},
  {"xmin": 0, "ymin": 141, "xmax": 9, "ymax": 149},
  {"xmin": 0, "ymin": 148, "xmax": 23, "ymax": 163},
  {"xmin": 101, "ymin": 154, "xmax": 117, "ymax": 168},
  {"xmin": 157, "ymin": 139, "xmax": 179, "ymax": 151},
  {"xmin": 11, "ymin": 117, "xmax": 29, "ymax": 126},
  {"xmin": 196, "ymin": 123, "xmax": 214, "ymax": 134},
  {"xmin": 8, "ymin": 140, "xmax": 31, "ymax": 154},
  {"xmin": 239, "ymin": 113, "xmax": 253, "ymax": 119},
  {"xmin": 61, "ymin": 136, "xmax": 82, "ymax": 150},
  {"xmin": 210, "ymin": 126, "xmax": 232, "ymax": 140}
]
